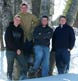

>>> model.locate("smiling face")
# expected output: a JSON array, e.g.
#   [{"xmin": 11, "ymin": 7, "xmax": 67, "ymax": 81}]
[
  {"xmin": 41, "ymin": 18, "xmax": 48, "ymax": 27},
  {"xmin": 14, "ymin": 16, "xmax": 21, "ymax": 26},
  {"xmin": 20, "ymin": 4, "xmax": 28, "ymax": 13},
  {"xmin": 59, "ymin": 17, "xmax": 67, "ymax": 25}
]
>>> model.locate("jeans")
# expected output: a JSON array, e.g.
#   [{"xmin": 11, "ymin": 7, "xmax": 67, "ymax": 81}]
[
  {"xmin": 55, "ymin": 49, "xmax": 70, "ymax": 74},
  {"xmin": 33, "ymin": 45, "xmax": 50, "ymax": 77},
  {"xmin": 6, "ymin": 50, "xmax": 27, "ymax": 80}
]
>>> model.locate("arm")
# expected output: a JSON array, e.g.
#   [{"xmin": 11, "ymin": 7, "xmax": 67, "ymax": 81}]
[
  {"xmin": 69, "ymin": 28, "xmax": 75, "ymax": 50},
  {"xmin": 52, "ymin": 31, "xmax": 56, "ymax": 52},
  {"xmin": 43, "ymin": 29, "xmax": 53, "ymax": 39},
  {"xmin": 33, "ymin": 27, "xmax": 43, "ymax": 39},
  {"xmin": 32, "ymin": 14, "xmax": 39, "ymax": 28},
  {"xmin": 5, "ymin": 27, "xmax": 18, "ymax": 51},
  {"xmin": 19, "ymin": 29, "xmax": 24, "ymax": 51},
  {"xmin": 17, "ymin": 29, "xmax": 24, "ymax": 55}
]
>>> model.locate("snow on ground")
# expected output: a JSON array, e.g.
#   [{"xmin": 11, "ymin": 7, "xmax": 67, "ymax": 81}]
[
  {"xmin": 23, "ymin": 73, "xmax": 78, "ymax": 81},
  {"xmin": 69, "ymin": 36, "xmax": 78, "ymax": 74},
  {"xmin": 0, "ymin": 74, "xmax": 78, "ymax": 81},
  {"xmin": 0, "ymin": 36, "xmax": 78, "ymax": 81}
]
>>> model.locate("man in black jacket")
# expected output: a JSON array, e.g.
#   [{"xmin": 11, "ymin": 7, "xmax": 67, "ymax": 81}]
[
  {"xmin": 5, "ymin": 16, "xmax": 27, "ymax": 80},
  {"xmin": 52, "ymin": 16, "xmax": 75, "ymax": 74},
  {"xmin": 33, "ymin": 16, "xmax": 53, "ymax": 77}
]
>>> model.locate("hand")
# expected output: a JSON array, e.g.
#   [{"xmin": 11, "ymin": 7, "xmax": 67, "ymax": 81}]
[
  {"xmin": 17, "ymin": 49, "xmax": 21, "ymax": 55},
  {"xmin": 68, "ymin": 49, "xmax": 71, "ymax": 52}
]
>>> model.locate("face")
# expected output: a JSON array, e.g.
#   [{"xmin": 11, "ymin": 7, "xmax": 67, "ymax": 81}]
[
  {"xmin": 41, "ymin": 18, "xmax": 48, "ymax": 27},
  {"xmin": 59, "ymin": 18, "xmax": 66, "ymax": 25},
  {"xmin": 20, "ymin": 5, "xmax": 28, "ymax": 13},
  {"xmin": 14, "ymin": 16, "xmax": 21, "ymax": 26}
]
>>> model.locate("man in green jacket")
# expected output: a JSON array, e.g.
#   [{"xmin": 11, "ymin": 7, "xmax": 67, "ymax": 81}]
[
  {"xmin": 17, "ymin": 2, "xmax": 38, "ymax": 41},
  {"xmin": 17, "ymin": 2, "xmax": 38, "ymax": 67}
]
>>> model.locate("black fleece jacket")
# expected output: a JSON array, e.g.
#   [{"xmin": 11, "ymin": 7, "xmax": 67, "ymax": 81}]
[
  {"xmin": 33, "ymin": 25, "xmax": 53, "ymax": 47},
  {"xmin": 52, "ymin": 24, "xmax": 75, "ymax": 51},
  {"xmin": 5, "ymin": 22, "xmax": 24, "ymax": 52}
]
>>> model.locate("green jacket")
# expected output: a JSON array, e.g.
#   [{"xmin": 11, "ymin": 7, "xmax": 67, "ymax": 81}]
[{"xmin": 17, "ymin": 12, "xmax": 39, "ymax": 41}]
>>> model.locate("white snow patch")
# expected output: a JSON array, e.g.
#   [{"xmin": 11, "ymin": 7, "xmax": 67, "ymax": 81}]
[{"xmin": 23, "ymin": 74, "xmax": 78, "ymax": 81}]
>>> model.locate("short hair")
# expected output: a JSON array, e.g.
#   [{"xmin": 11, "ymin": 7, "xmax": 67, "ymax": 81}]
[
  {"xmin": 59, "ymin": 15, "xmax": 67, "ymax": 20},
  {"xmin": 41, "ymin": 16, "xmax": 49, "ymax": 20},
  {"xmin": 14, "ymin": 15, "xmax": 21, "ymax": 18},
  {"xmin": 14, "ymin": 15, "xmax": 21, "ymax": 21}
]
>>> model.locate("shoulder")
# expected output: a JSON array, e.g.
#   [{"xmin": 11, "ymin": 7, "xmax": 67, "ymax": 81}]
[
  {"xmin": 29, "ymin": 13, "xmax": 37, "ymax": 18},
  {"xmin": 66, "ymin": 24, "xmax": 74, "ymax": 32},
  {"xmin": 6, "ymin": 22, "xmax": 13, "ymax": 31},
  {"xmin": 26, "ymin": 12, "xmax": 34, "ymax": 17},
  {"xmin": 6, "ymin": 26, "xmax": 10, "ymax": 31},
  {"xmin": 5, "ymin": 26, "xmax": 12, "ymax": 35},
  {"xmin": 34, "ymin": 25, "xmax": 42, "ymax": 32},
  {"xmin": 47, "ymin": 26, "xmax": 53, "ymax": 32},
  {"xmin": 35, "ymin": 25, "xmax": 40, "ymax": 30},
  {"xmin": 54, "ymin": 26, "xmax": 59, "ymax": 31},
  {"xmin": 52, "ymin": 26, "xmax": 60, "ymax": 35},
  {"xmin": 17, "ymin": 12, "xmax": 30, "ymax": 16},
  {"xmin": 16, "ymin": 12, "xmax": 22, "ymax": 16}
]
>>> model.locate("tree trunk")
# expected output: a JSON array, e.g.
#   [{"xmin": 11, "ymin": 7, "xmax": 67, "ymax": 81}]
[
  {"xmin": 0, "ymin": 0, "xmax": 4, "ymax": 50},
  {"xmin": 32, "ymin": 0, "xmax": 41, "ymax": 18},
  {"xmin": 0, "ymin": 24, "xmax": 4, "ymax": 51},
  {"xmin": 40, "ymin": 0, "xmax": 54, "ymax": 26},
  {"xmin": 73, "ymin": 12, "xmax": 78, "ymax": 27},
  {"xmin": 66, "ymin": 0, "xmax": 78, "ymax": 26},
  {"xmin": 40, "ymin": 0, "xmax": 50, "ymax": 17}
]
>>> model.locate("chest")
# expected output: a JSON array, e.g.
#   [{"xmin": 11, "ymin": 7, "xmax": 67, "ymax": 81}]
[
  {"xmin": 38, "ymin": 28, "xmax": 51, "ymax": 35},
  {"xmin": 12, "ymin": 30, "xmax": 22, "ymax": 39},
  {"xmin": 21, "ymin": 15, "xmax": 32, "ymax": 24},
  {"xmin": 55, "ymin": 28, "xmax": 70, "ymax": 38}
]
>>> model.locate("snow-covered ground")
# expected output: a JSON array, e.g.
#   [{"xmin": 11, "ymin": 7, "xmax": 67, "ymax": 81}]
[
  {"xmin": 23, "ymin": 74, "xmax": 78, "ymax": 81},
  {"xmin": 69, "ymin": 36, "xmax": 78, "ymax": 74},
  {"xmin": 0, "ymin": 35, "xmax": 78, "ymax": 81}
]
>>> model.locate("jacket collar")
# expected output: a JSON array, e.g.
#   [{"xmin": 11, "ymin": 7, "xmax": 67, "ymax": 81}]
[
  {"xmin": 59, "ymin": 24, "xmax": 67, "ymax": 28},
  {"xmin": 40, "ymin": 24, "xmax": 49, "ymax": 29}
]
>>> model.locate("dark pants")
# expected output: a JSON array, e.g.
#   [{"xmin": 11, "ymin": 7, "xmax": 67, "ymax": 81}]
[
  {"xmin": 24, "ymin": 40, "xmax": 33, "ymax": 55},
  {"xmin": 6, "ymin": 50, "xmax": 27, "ymax": 79},
  {"xmin": 55, "ymin": 49, "xmax": 70, "ymax": 74},
  {"xmin": 49, "ymin": 51, "xmax": 55, "ymax": 75},
  {"xmin": 24, "ymin": 40, "xmax": 34, "ymax": 69}
]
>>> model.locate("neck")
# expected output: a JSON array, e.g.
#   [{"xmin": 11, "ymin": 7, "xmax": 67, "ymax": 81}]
[
  {"xmin": 21, "ymin": 11, "xmax": 27, "ymax": 14},
  {"xmin": 42, "ymin": 25, "xmax": 47, "ymax": 28},
  {"xmin": 61, "ymin": 25, "xmax": 63, "ymax": 28}
]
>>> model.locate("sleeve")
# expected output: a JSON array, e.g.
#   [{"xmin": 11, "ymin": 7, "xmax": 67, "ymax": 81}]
[
  {"xmin": 32, "ymin": 14, "xmax": 39, "ymax": 29},
  {"xmin": 52, "ymin": 30, "xmax": 56, "ymax": 51},
  {"xmin": 69, "ymin": 28, "xmax": 75, "ymax": 50},
  {"xmin": 5, "ymin": 27, "xmax": 18, "ymax": 51},
  {"xmin": 43, "ymin": 29, "xmax": 53, "ymax": 39},
  {"xmin": 19, "ymin": 29, "xmax": 24, "ymax": 50}
]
